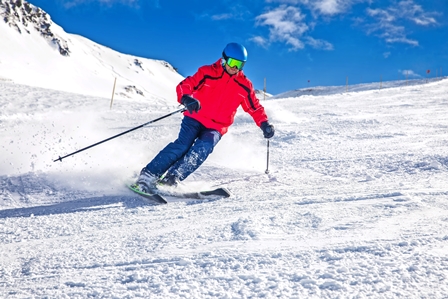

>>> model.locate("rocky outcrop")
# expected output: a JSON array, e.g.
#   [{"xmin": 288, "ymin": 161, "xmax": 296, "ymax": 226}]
[{"xmin": 0, "ymin": 0, "xmax": 70, "ymax": 56}]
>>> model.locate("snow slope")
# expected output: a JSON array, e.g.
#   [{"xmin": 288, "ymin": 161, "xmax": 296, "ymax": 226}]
[
  {"xmin": 1, "ymin": 77, "xmax": 448, "ymax": 298},
  {"xmin": 1, "ymin": 1, "xmax": 448, "ymax": 297}
]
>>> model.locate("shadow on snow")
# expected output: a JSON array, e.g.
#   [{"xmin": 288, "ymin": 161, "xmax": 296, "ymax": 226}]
[{"xmin": 0, "ymin": 195, "xmax": 156, "ymax": 219}]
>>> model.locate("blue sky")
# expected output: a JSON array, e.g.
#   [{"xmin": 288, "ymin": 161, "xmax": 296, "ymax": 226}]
[{"xmin": 27, "ymin": 0, "xmax": 447, "ymax": 95}]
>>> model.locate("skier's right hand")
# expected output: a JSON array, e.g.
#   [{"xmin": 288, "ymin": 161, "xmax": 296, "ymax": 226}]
[{"xmin": 181, "ymin": 95, "xmax": 201, "ymax": 114}]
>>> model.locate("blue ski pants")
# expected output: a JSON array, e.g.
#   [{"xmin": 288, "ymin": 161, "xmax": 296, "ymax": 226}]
[{"xmin": 143, "ymin": 116, "xmax": 222, "ymax": 181}]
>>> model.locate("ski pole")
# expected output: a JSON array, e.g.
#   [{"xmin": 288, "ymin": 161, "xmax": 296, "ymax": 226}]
[
  {"xmin": 54, "ymin": 106, "xmax": 187, "ymax": 162},
  {"xmin": 265, "ymin": 140, "xmax": 270, "ymax": 174}
]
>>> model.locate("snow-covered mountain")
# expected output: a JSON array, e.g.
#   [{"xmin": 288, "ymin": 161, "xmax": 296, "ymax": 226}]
[
  {"xmin": 0, "ymin": 0, "xmax": 183, "ymax": 101},
  {"xmin": 1, "ymin": 0, "xmax": 70, "ymax": 56},
  {"xmin": 273, "ymin": 77, "xmax": 447, "ymax": 99}
]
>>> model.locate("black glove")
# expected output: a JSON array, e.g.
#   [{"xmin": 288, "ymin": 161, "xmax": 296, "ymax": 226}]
[
  {"xmin": 181, "ymin": 95, "xmax": 201, "ymax": 114},
  {"xmin": 260, "ymin": 121, "xmax": 275, "ymax": 139}
]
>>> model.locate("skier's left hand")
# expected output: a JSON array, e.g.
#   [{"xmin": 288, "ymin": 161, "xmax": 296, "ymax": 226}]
[{"xmin": 261, "ymin": 121, "xmax": 275, "ymax": 139}]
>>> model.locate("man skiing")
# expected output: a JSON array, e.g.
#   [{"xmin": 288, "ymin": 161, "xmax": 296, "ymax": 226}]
[{"xmin": 134, "ymin": 42, "xmax": 275, "ymax": 192}]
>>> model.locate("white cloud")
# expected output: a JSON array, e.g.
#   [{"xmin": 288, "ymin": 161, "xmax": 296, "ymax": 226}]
[
  {"xmin": 255, "ymin": 5, "xmax": 334, "ymax": 51},
  {"xmin": 395, "ymin": 0, "xmax": 438, "ymax": 26},
  {"xmin": 257, "ymin": 5, "xmax": 308, "ymax": 36},
  {"xmin": 305, "ymin": 36, "xmax": 334, "ymax": 50},
  {"xmin": 255, "ymin": 0, "xmax": 438, "ymax": 50},
  {"xmin": 386, "ymin": 37, "xmax": 419, "ymax": 46},
  {"xmin": 266, "ymin": 0, "xmax": 366, "ymax": 16},
  {"xmin": 61, "ymin": 0, "xmax": 141, "ymax": 9},
  {"xmin": 364, "ymin": 16, "xmax": 420, "ymax": 46},
  {"xmin": 266, "ymin": 0, "xmax": 304, "ymax": 3},
  {"xmin": 365, "ymin": 0, "xmax": 438, "ymax": 46},
  {"xmin": 250, "ymin": 36, "xmax": 269, "ymax": 48},
  {"xmin": 400, "ymin": 69, "xmax": 421, "ymax": 78},
  {"xmin": 366, "ymin": 8, "xmax": 396, "ymax": 23},
  {"xmin": 256, "ymin": 5, "xmax": 308, "ymax": 50},
  {"xmin": 208, "ymin": 4, "xmax": 252, "ymax": 22},
  {"xmin": 211, "ymin": 13, "xmax": 233, "ymax": 20},
  {"xmin": 312, "ymin": 0, "xmax": 350, "ymax": 15}
]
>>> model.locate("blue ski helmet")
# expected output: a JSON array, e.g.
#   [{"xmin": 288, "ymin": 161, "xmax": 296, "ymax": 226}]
[{"xmin": 222, "ymin": 43, "xmax": 248, "ymax": 62}]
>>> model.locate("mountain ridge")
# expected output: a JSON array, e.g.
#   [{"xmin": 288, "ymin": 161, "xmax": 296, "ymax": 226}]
[{"xmin": 0, "ymin": 0, "xmax": 183, "ymax": 101}]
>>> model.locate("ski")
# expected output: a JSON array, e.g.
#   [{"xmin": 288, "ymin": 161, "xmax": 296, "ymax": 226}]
[
  {"xmin": 127, "ymin": 184, "xmax": 168, "ymax": 204},
  {"xmin": 128, "ymin": 183, "xmax": 231, "ymax": 204}
]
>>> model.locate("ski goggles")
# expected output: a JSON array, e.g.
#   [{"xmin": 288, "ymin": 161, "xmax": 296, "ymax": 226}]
[{"xmin": 226, "ymin": 57, "xmax": 245, "ymax": 70}]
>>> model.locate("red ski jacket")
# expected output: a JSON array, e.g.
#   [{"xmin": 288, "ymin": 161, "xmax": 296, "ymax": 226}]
[{"xmin": 176, "ymin": 59, "xmax": 268, "ymax": 135}]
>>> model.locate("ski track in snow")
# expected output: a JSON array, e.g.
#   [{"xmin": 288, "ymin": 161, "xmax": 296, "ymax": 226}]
[{"xmin": 1, "ymin": 79, "xmax": 448, "ymax": 298}]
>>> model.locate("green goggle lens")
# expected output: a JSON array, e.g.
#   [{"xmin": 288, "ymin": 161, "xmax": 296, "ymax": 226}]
[{"xmin": 226, "ymin": 57, "xmax": 245, "ymax": 70}]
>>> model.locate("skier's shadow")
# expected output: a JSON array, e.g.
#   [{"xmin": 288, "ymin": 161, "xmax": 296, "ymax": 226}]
[{"xmin": 0, "ymin": 195, "xmax": 155, "ymax": 219}]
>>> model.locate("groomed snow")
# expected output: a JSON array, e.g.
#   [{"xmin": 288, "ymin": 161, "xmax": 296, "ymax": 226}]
[{"xmin": 1, "ymin": 77, "xmax": 447, "ymax": 298}]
